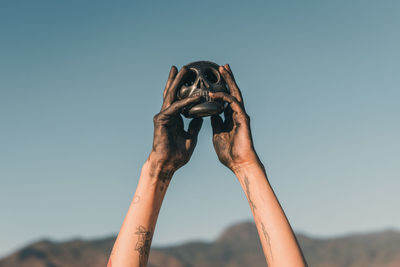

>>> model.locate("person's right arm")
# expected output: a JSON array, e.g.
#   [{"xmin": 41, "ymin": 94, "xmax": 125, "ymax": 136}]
[
  {"xmin": 109, "ymin": 66, "xmax": 204, "ymax": 267},
  {"xmin": 210, "ymin": 64, "xmax": 307, "ymax": 267}
]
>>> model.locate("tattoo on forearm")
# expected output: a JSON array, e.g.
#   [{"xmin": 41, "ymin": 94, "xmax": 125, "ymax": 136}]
[
  {"xmin": 261, "ymin": 222, "xmax": 273, "ymax": 258},
  {"xmin": 135, "ymin": 225, "xmax": 153, "ymax": 266},
  {"xmin": 244, "ymin": 176, "xmax": 257, "ymax": 212},
  {"xmin": 159, "ymin": 185, "xmax": 165, "ymax": 192},
  {"xmin": 133, "ymin": 195, "xmax": 141, "ymax": 204}
]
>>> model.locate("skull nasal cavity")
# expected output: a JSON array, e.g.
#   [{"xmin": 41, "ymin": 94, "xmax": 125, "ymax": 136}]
[
  {"xmin": 196, "ymin": 79, "xmax": 207, "ymax": 89},
  {"xmin": 204, "ymin": 68, "xmax": 218, "ymax": 83},
  {"xmin": 183, "ymin": 69, "xmax": 197, "ymax": 86}
]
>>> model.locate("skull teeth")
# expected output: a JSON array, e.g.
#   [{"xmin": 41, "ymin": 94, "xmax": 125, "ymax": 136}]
[{"xmin": 193, "ymin": 90, "xmax": 213, "ymax": 102}]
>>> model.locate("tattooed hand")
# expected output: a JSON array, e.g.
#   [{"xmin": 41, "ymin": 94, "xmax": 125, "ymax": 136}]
[
  {"xmin": 210, "ymin": 64, "xmax": 260, "ymax": 172},
  {"xmin": 148, "ymin": 66, "xmax": 204, "ymax": 177}
]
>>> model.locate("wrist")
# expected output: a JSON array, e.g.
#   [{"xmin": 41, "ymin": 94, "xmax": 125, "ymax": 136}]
[
  {"xmin": 145, "ymin": 153, "xmax": 175, "ymax": 182},
  {"xmin": 230, "ymin": 150, "xmax": 263, "ymax": 174},
  {"xmin": 231, "ymin": 159, "xmax": 265, "ymax": 177},
  {"xmin": 135, "ymin": 160, "xmax": 172, "ymax": 211}
]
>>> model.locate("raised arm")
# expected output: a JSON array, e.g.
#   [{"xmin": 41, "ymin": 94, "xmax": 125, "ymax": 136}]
[
  {"xmin": 109, "ymin": 66, "xmax": 204, "ymax": 267},
  {"xmin": 210, "ymin": 64, "xmax": 307, "ymax": 267}
]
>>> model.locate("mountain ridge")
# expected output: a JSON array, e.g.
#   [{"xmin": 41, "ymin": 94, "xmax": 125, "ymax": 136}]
[{"xmin": 1, "ymin": 221, "xmax": 400, "ymax": 267}]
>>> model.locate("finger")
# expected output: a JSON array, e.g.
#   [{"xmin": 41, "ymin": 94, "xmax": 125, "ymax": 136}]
[
  {"xmin": 162, "ymin": 66, "xmax": 188, "ymax": 110},
  {"xmin": 163, "ymin": 95, "xmax": 203, "ymax": 116},
  {"xmin": 211, "ymin": 115, "xmax": 223, "ymax": 134},
  {"xmin": 209, "ymin": 92, "xmax": 245, "ymax": 116},
  {"xmin": 163, "ymin": 66, "xmax": 178, "ymax": 99},
  {"xmin": 219, "ymin": 65, "xmax": 244, "ymax": 104},
  {"xmin": 224, "ymin": 64, "xmax": 232, "ymax": 74},
  {"xmin": 223, "ymin": 105, "xmax": 233, "ymax": 128},
  {"xmin": 188, "ymin": 117, "xmax": 203, "ymax": 137}
]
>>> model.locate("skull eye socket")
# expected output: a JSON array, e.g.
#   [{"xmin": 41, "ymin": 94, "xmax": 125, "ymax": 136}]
[
  {"xmin": 204, "ymin": 68, "xmax": 218, "ymax": 83},
  {"xmin": 183, "ymin": 69, "xmax": 197, "ymax": 86}
]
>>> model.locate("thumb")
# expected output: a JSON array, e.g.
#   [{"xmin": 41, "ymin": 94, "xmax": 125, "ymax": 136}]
[
  {"xmin": 211, "ymin": 115, "xmax": 223, "ymax": 134},
  {"xmin": 188, "ymin": 117, "xmax": 203, "ymax": 138}
]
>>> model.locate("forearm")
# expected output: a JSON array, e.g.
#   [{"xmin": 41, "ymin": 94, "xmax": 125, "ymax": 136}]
[
  {"xmin": 109, "ymin": 159, "xmax": 172, "ymax": 267},
  {"xmin": 234, "ymin": 162, "xmax": 306, "ymax": 267}
]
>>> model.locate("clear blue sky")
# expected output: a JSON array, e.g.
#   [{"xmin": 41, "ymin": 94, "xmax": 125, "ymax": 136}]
[{"xmin": 1, "ymin": 0, "xmax": 399, "ymax": 257}]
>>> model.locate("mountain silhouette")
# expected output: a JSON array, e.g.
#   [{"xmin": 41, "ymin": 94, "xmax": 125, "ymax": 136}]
[{"xmin": 1, "ymin": 221, "xmax": 399, "ymax": 267}]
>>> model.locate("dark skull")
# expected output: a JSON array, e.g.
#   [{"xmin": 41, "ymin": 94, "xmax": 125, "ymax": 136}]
[{"xmin": 178, "ymin": 61, "xmax": 229, "ymax": 118}]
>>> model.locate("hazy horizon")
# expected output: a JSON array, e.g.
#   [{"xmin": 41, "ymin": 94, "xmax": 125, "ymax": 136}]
[
  {"xmin": 2, "ymin": 219, "xmax": 400, "ymax": 258},
  {"xmin": 1, "ymin": 0, "xmax": 399, "ymax": 258}
]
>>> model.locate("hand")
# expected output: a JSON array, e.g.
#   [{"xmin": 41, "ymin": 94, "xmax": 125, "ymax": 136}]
[
  {"xmin": 148, "ymin": 66, "xmax": 204, "ymax": 177},
  {"xmin": 210, "ymin": 64, "xmax": 260, "ymax": 172}
]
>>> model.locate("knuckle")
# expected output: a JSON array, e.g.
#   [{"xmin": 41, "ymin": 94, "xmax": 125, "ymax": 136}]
[
  {"xmin": 237, "ymin": 112, "xmax": 250, "ymax": 123},
  {"xmin": 245, "ymin": 114, "xmax": 251, "ymax": 122},
  {"xmin": 225, "ymin": 94, "xmax": 234, "ymax": 102},
  {"xmin": 153, "ymin": 113, "xmax": 161, "ymax": 123}
]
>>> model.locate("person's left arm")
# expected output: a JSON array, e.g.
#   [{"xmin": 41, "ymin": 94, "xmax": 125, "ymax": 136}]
[{"xmin": 108, "ymin": 66, "xmax": 204, "ymax": 267}]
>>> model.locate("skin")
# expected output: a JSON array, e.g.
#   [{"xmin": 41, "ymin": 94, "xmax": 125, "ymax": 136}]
[
  {"xmin": 109, "ymin": 64, "xmax": 307, "ymax": 267},
  {"xmin": 109, "ymin": 66, "xmax": 204, "ymax": 267},
  {"xmin": 210, "ymin": 65, "xmax": 307, "ymax": 267}
]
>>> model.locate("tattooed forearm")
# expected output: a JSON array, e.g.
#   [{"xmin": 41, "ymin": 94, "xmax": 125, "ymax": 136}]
[
  {"xmin": 261, "ymin": 222, "xmax": 273, "ymax": 259},
  {"xmin": 135, "ymin": 225, "xmax": 153, "ymax": 267},
  {"xmin": 244, "ymin": 176, "xmax": 257, "ymax": 212}
]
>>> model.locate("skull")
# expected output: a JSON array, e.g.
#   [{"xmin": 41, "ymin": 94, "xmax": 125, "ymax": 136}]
[{"xmin": 178, "ymin": 61, "xmax": 229, "ymax": 118}]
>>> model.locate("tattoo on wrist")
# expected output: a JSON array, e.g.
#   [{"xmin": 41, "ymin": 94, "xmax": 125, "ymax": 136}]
[
  {"xmin": 135, "ymin": 225, "xmax": 153, "ymax": 266},
  {"xmin": 244, "ymin": 176, "xmax": 257, "ymax": 212},
  {"xmin": 159, "ymin": 185, "xmax": 165, "ymax": 192}
]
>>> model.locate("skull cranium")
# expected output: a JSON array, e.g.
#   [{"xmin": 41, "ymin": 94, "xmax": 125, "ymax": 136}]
[{"xmin": 178, "ymin": 61, "xmax": 229, "ymax": 118}]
